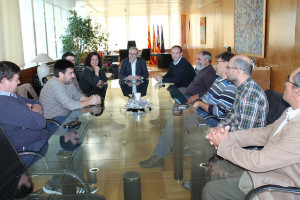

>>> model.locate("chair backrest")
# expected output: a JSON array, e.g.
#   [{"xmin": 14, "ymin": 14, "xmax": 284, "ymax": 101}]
[
  {"xmin": 119, "ymin": 49, "xmax": 129, "ymax": 61},
  {"xmin": 141, "ymin": 48, "xmax": 151, "ymax": 61},
  {"xmin": 0, "ymin": 125, "xmax": 25, "ymax": 199},
  {"xmin": 265, "ymin": 90, "xmax": 290, "ymax": 124},
  {"xmin": 127, "ymin": 40, "xmax": 136, "ymax": 50}
]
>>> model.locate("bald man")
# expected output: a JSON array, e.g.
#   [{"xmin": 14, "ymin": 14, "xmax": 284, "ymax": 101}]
[
  {"xmin": 209, "ymin": 55, "xmax": 269, "ymax": 135},
  {"xmin": 203, "ymin": 67, "xmax": 300, "ymax": 200}
]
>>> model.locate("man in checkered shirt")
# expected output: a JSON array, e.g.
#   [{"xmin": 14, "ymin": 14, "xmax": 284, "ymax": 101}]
[{"xmin": 210, "ymin": 54, "xmax": 269, "ymax": 135}]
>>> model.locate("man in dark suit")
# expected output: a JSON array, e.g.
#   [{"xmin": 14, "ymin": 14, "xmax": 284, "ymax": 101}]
[{"xmin": 119, "ymin": 47, "xmax": 149, "ymax": 81}]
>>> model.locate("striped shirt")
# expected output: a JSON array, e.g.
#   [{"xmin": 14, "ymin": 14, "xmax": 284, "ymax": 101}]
[
  {"xmin": 201, "ymin": 77, "xmax": 236, "ymax": 116},
  {"xmin": 219, "ymin": 77, "xmax": 269, "ymax": 131},
  {"xmin": 40, "ymin": 77, "xmax": 83, "ymax": 119}
]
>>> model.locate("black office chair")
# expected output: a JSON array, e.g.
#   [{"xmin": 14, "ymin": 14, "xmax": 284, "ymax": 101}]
[
  {"xmin": 0, "ymin": 125, "xmax": 48, "ymax": 199},
  {"xmin": 140, "ymin": 48, "xmax": 151, "ymax": 61},
  {"xmin": 119, "ymin": 49, "xmax": 129, "ymax": 62},
  {"xmin": 244, "ymin": 185, "xmax": 300, "ymax": 200}
]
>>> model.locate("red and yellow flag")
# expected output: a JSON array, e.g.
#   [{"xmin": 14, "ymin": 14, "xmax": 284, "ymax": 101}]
[
  {"xmin": 156, "ymin": 25, "xmax": 161, "ymax": 54},
  {"xmin": 147, "ymin": 25, "xmax": 152, "ymax": 64},
  {"xmin": 152, "ymin": 25, "xmax": 157, "ymax": 64},
  {"xmin": 148, "ymin": 25, "xmax": 151, "ymax": 50}
]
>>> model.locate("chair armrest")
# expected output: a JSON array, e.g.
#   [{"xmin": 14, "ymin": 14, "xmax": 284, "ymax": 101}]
[
  {"xmin": 203, "ymin": 115, "xmax": 225, "ymax": 120},
  {"xmin": 18, "ymin": 151, "xmax": 49, "ymax": 169},
  {"xmin": 46, "ymin": 119, "xmax": 61, "ymax": 128},
  {"xmin": 244, "ymin": 185, "xmax": 300, "ymax": 200}
]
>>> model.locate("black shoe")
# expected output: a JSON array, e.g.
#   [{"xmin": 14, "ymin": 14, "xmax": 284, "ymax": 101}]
[
  {"xmin": 182, "ymin": 179, "xmax": 191, "ymax": 190},
  {"xmin": 139, "ymin": 155, "xmax": 165, "ymax": 168}
]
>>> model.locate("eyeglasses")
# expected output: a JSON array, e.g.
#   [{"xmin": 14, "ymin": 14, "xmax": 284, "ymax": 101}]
[
  {"xmin": 285, "ymin": 75, "xmax": 300, "ymax": 87},
  {"xmin": 226, "ymin": 66, "xmax": 237, "ymax": 70},
  {"xmin": 129, "ymin": 53, "xmax": 137, "ymax": 56}
]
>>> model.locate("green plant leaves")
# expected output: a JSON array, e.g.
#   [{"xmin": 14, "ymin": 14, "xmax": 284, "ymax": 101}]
[{"xmin": 61, "ymin": 10, "xmax": 109, "ymax": 64}]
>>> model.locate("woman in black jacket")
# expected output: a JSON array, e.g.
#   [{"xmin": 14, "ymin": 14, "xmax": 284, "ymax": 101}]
[{"xmin": 79, "ymin": 52, "xmax": 108, "ymax": 100}]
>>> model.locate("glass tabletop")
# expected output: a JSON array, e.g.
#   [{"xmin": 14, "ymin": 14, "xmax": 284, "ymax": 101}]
[{"xmin": 27, "ymin": 78, "xmax": 253, "ymax": 200}]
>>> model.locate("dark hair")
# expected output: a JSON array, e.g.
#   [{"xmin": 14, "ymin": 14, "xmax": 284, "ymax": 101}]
[
  {"xmin": 199, "ymin": 51, "xmax": 212, "ymax": 63},
  {"xmin": 0, "ymin": 61, "xmax": 21, "ymax": 82},
  {"xmin": 59, "ymin": 135, "xmax": 80, "ymax": 151},
  {"xmin": 171, "ymin": 45, "xmax": 182, "ymax": 53},
  {"xmin": 216, "ymin": 52, "xmax": 235, "ymax": 62},
  {"xmin": 14, "ymin": 172, "xmax": 33, "ymax": 198},
  {"xmin": 62, "ymin": 52, "xmax": 76, "ymax": 60},
  {"xmin": 53, "ymin": 59, "xmax": 75, "ymax": 77},
  {"xmin": 84, "ymin": 52, "xmax": 102, "ymax": 68}
]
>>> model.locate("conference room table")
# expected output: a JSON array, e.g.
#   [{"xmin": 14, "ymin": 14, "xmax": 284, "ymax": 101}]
[{"xmin": 27, "ymin": 78, "xmax": 254, "ymax": 200}]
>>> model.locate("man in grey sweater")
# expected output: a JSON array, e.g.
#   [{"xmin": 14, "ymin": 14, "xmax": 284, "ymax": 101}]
[{"xmin": 40, "ymin": 59, "xmax": 101, "ymax": 125}]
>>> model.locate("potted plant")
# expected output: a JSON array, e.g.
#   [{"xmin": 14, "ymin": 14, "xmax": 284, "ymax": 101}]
[{"xmin": 61, "ymin": 10, "xmax": 109, "ymax": 65}]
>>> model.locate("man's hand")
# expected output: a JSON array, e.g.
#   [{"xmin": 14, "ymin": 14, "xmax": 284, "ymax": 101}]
[
  {"xmin": 126, "ymin": 75, "xmax": 133, "ymax": 80},
  {"xmin": 31, "ymin": 104, "xmax": 43, "ymax": 115},
  {"xmin": 135, "ymin": 75, "xmax": 142, "ymax": 80},
  {"xmin": 188, "ymin": 94, "xmax": 199, "ymax": 104},
  {"xmin": 193, "ymin": 100, "xmax": 202, "ymax": 109},
  {"xmin": 154, "ymin": 74, "xmax": 163, "ymax": 81},
  {"xmin": 88, "ymin": 95, "xmax": 101, "ymax": 106},
  {"xmin": 206, "ymin": 126, "xmax": 230, "ymax": 149}
]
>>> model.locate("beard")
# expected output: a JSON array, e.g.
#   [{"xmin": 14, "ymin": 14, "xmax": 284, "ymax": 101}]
[{"xmin": 196, "ymin": 63, "xmax": 205, "ymax": 71}]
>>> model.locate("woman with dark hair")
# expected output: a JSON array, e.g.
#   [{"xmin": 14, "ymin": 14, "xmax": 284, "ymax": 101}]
[{"xmin": 79, "ymin": 52, "xmax": 108, "ymax": 100}]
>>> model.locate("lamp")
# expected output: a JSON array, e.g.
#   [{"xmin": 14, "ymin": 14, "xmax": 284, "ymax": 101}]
[{"xmin": 31, "ymin": 53, "xmax": 54, "ymax": 85}]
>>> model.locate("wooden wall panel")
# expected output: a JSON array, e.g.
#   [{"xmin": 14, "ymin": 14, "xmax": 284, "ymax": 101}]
[
  {"xmin": 19, "ymin": 66, "xmax": 37, "ymax": 85},
  {"xmin": 184, "ymin": 0, "xmax": 299, "ymax": 93}
]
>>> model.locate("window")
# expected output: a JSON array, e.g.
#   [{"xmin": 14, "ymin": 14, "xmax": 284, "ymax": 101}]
[{"xmin": 19, "ymin": 0, "xmax": 68, "ymax": 65}]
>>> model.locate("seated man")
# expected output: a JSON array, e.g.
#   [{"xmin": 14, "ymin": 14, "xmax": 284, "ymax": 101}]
[
  {"xmin": 193, "ymin": 51, "xmax": 236, "ymax": 127},
  {"xmin": 180, "ymin": 51, "xmax": 217, "ymax": 103},
  {"xmin": 40, "ymin": 59, "xmax": 101, "ymax": 126},
  {"xmin": 119, "ymin": 47, "xmax": 149, "ymax": 81},
  {"xmin": 154, "ymin": 45, "xmax": 196, "ymax": 88},
  {"xmin": 0, "ymin": 61, "xmax": 51, "ymax": 168},
  {"xmin": 204, "ymin": 67, "xmax": 300, "ymax": 200},
  {"xmin": 61, "ymin": 52, "xmax": 83, "ymax": 94},
  {"xmin": 139, "ymin": 55, "xmax": 268, "ymax": 168},
  {"xmin": 139, "ymin": 52, "xmax": 235, "ymax": 168},
  {"xmin": 210, "ymin": 55, "xmax": 269, "ymax": 134}
]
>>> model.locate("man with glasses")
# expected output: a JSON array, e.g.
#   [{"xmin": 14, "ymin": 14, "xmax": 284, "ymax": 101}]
[
  {"xmin": 192, "ymin": 51, "xmax": 236, "ymax": 127},
  {"xmin": 139, "ymin": 52, "xmax": 236, "ymax": 168},
  {"xmin": 203, "ymin": 68, "xmax": 300, "ymax": 200},
  {"xmin": 154, "ymin": 45, "xmax": 196, "ymax": 88},
  {"xmin": 182, "ymin": 54, "xmax": 269, "ymax": 190},
  {"xmin": 119, "ymin": 47, "xmax": 149, "ymax": 81},
  {"xmin": 209, "ymin": 55, "xmax": 269, "ymax": 135}
]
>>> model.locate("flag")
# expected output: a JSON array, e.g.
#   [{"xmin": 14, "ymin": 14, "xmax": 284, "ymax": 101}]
[
  {"xmin": 147, "ymin": 25, "xmax": 152, "ymax": 64},
  {"xmin": 156, "ymin": 25, "xmax": 161, "ymax": 53},
  {"xmin": 152, "ymin": 25, "xmax": 157, "ymax": 64},
  {"xmin": 147, "ymin": 25, "xmax": 151, "ymax": 49},
  {"xmin": 161, "ymin": 25, "xmax": 165, "ymax": 53}
]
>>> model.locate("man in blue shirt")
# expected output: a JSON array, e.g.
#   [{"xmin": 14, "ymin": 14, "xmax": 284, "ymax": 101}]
[{"xmin": 0, "ymin": 61, "xmax": 51, "ymax": 168}]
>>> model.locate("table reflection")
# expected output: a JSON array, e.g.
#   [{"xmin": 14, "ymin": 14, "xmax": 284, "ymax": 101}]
[
  {"xmin": 23, "ymin": 79, "xmax": 255, "ymax": 199},
  {"xmin": 119, "ymin": 79, "xmax": 149, "ymax": 98}
]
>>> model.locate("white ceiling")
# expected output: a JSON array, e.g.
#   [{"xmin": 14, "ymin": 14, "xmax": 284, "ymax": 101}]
[{"xmin": 46, "ymin": 0, "xmax": 217, "ymax": 16}]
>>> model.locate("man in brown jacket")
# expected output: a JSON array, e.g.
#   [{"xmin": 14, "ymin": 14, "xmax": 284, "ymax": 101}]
[{"xmin": 204, "ymin": 67, "xmax": 300, "ymax": 200}]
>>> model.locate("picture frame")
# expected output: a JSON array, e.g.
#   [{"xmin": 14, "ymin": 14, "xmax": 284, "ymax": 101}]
[{"xmin": 234, "ymin": 0, "xmax": 266, "ymax": 58}]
